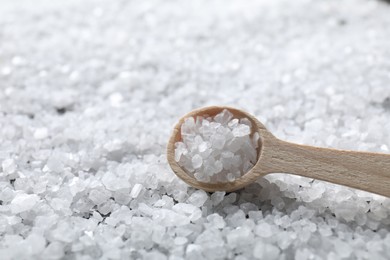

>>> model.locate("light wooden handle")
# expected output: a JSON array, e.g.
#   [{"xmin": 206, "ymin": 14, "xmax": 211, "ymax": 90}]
[{"xmin": 258, "ymin": 139, "xmax": 390, "ymax": 197}]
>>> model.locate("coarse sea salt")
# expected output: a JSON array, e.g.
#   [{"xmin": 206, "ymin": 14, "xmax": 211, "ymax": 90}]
[
  {"xmin": 1, "ymin": 0, "xmax": 390, "ymax": 259},
  {"xmin": 174, "ymin": 109, "xmax": 259, "ymax": 183}
]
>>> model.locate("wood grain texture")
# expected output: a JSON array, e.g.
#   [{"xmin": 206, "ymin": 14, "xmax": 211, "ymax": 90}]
[
  {"xmin": 257, "ymin": 139, "xmax": 390, "ymax": 197},
  {"xmin": 167, "ymin": 106, "xmax": 390, "ymax": 197}
]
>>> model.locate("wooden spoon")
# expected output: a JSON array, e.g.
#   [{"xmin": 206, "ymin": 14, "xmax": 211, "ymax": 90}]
[{"xmin": 167, "ymin": 106, "xmax": 390, "ymax": 197}]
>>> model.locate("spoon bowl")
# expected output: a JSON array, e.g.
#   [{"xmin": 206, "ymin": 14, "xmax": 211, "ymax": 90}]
[
  {"xmin": 167, "ymin": 106, "xmax": 273, "ymax": 192},
  {"xmin": 167, "ymin": 106, "xmax": 390, "ymax": 197}
]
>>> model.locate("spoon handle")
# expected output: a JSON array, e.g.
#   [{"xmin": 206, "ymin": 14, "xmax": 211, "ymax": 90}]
[{"xmin": 260, "ymin": 139, "xmax": 390, "ymax": 197}]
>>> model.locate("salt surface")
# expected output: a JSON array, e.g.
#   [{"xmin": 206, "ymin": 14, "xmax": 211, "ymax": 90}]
[
  {"xmin": 0, "ymin": 0, "xmax": 390, "ymax": 259},
  {"xmin": 175, "ymin": 109, "xmax": 259, "ymax": 182}
]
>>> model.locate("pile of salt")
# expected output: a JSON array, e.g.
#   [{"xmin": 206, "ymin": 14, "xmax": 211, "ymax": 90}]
[{"xmin": 175, "ymin": 109, "xmax": 259, "ymax": 183}]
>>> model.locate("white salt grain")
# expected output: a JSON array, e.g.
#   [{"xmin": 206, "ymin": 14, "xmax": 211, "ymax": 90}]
[
  {"xmin": 25, "ymin": 233, "xmax": 46, "ymax": 255},
  {"xmin": 172, "ymin": 203, "xmax": 202, "ymax": 221},
  {"xmin": 88, "ymin": 189, "xmax": 111, "ymax": 205},
  {"xmin": 187, "ymin": 190, "xmax": 208, "ymax": 207},
  {"xmin": 255, "ymin": 222, "xmax": 273, "ymax": 238},
  {"xmin": 33, "ymin": 128, "xmax": 48, "ymax": 140},
  {"xmin": 228, "ymin": 119, "xmax": 239, "ymax": 128},
  {"xmin": 42, "ymin": 242, "xmax": 64, "ymax": 260},
  {"xmin": 198, "ymin": 142, "xmax": 208, "ymax": 153},
  {"xmin": 10, "ymin": 193, "xmax": 40, "ymax": 214},
  {"xmin": 206, "ymin": 213, "xmax": 226, "ymax": 229},
  {"xmin": 191, "ymin": 154, "xmax": 203, "ymax": 169},
  {"xmin": 130, "ymin": 183, "xmax": 143, "ymax": 198},
  {"xmin": 253, "ymin": 242, "xmax": 281, "ymax": 260},
  {"xmin": 211, "ymin": 134, "xmax": 226, "ymax": 150},
  {"xmin": 211, "ymin": 191, "xmax": 226, "ymax": 205},
  {"xmin": 232, "ymin": 124, "xmax": 251, "ymax": 137},
  {"xmin": 186, "ymin": 244, "xmax": 203, "ymax": 259},
  {"xmin": 334, "ymin": 239, "xmax": 352, "ymax": 258},
  {"xmin": 2, "ymin": 159, "xmax": 16, "ymax": 175},
  {"xmin": 214, "ymin": 109, "xmax": 233, "ymax": 124},
  {"xmin": 153, "ymin": 209, "xmax": 190, "ymax": 227},
  {"xmin": 175, "ymin": 109, "xmax": 258, "ymax": 183},
  {"xmin": 109, "ymin": 92, "xmax": 123, "ymax": 107},
  {"xmin": 174, "ymin": 237, "xmax": 188, "ymax": 246},
  {"xmin": 240, "ymin": 118, "xmax": 252, "ymax": 128},
  {"xmin": 227, "ymin": 226, "xmax": 254, "ymax": 248}
]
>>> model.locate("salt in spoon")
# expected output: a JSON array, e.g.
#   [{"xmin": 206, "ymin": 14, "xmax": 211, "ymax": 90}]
[{"xmin": 167, "ymin": 106, "xmax": 390, "ymax": 197}]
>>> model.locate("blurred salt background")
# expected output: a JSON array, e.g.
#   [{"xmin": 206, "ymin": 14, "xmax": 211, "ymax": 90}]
[{"xmin": 0, "ymin": 0, "xmax": 390, "ymax": 259}]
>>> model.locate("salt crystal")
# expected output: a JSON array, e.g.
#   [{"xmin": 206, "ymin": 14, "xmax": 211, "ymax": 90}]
[
  {"xmin": 232, "ymin": 124, "xmax": 250, "ymax": 137},
  {"xmin": 227, "ymin": 226, "xmax": 254, "ymax": 248},
  {"xmin": 10, "ymin": 193, "xmax": 40, "ymax": 214},
  {"xmin": 1, "ymin": 66, "xmax": 12, "ymax": 75},
  {"xmin": 174, "ymin": 148, "xmax": 183, "ymax": 162},
  {"xmin": 50, "ymin": 198, "xmax": 72, "ymax": 211},
  {"xmin": 172, "ymin": 203, "xmax": 202, "ymax": 221},
  {"xmin": 42, "ymin": 242, "xmax": 65, "ymax": 259},
  {"xmin": 228, "ymin": 119, "xmax": 239, "ymax": 129},
  {"xmin": 25, "ymin": 233, "xmax": 46, "ymax": 255},
  {"xmin": 210, "ymin": 122, "xmax": 222, "ymax": 130},
  {"xmin": 109, "ymin": 92, "xmax": 123, "ymax": 107},
  {"xmin": 211, "ymin": 191, "xmax": 225, "ymax": 205},
  {"xmin": 221, "ymin": 151, "xmax": 234, "ymax": 158},
  {"xmin": 153, "ymin": 209, "xmax": 190, "ymax": 227},
  {"xmin": 174, "ymin": 237, "xmax": 188, "ymax": 245},
  {"xmin": 187, "ymin": 190, "xmax": 208, "ymax": 207},
  {"xmin": 200, "ymin": 125, "xmax": 213, "ymax": 137},
  {"xmin": 92, "ymin": 211, "xmax": 103, "ymax": 221},
  {"xmin": 248, "ymin": 211, "xmax": 263, "ymax": 222},
  {"xmin": 33, "ymin": 128, "xmax": 48, "ymax": 140},
  {"xmin": 254, "ymin": 222, "xmax": 273, "ymax": 238},
  {"xmin": 214, "ymin": 109, "xmax": 233, "ymax": 124},
  {"xmin": 69, "ymin": 177, "xmax": 86, "ymax": 196},
  {"xmin": 0, "ymin": 186, "xmax": 14, "ymax": 202},
  {"xmin": 182, "ymin": 117, "xmax": 196, "ymax": 136},
  {"xmin": 214, "ymin": 160, "xmax": 223, "ymax": 173},
  {"xmin": 114, "ymin": 189, "xmax": 131, "ymax": 205},
  {"xmin": 194, "ymin": 172, "xmax": 209, "ymax": 182},
  {"xmin": 198, "ymin": 142, "xmax": 208, "ymax": 152},
  {"xmin": 191, "ymin": 154, "xmax": 203, "ymax": 169},
  {"xmin": 228, "ymin": 139, "xmax": 242, "ymax": 153},
  {"xmin": 226, "ymin": 209, "xmax": 246, "ymax": 227},
  {"xmin": 2, "ymin": 159, "xmax": 16, "ymax": 175},
  {"xmin": 206, "ymin": 213, "xmax": 226, "ymax": 229},
  {"xmin": 211, "ymin": 134, "xmax": 226, "ymax": 150},
  {"xmin": 46, "ymin": 155, "xmax": 64, "ymax": 173},
  {"xmin": 194, "ymin": 229, "xmax": 225, "ymax": 258},
  {"xmin": 130, "ymin": 183, "xmax": 143, "ymax": 198},
  {"xmin": 102, "ymin": 172, "xmax": 129, "ymax": 191},
  {"xmin": 240, "ymin": 118, "xmax": 252, "ymax": 128},
  {"xmin": 253, "ymin": 242, "xmax": 281, "ymax": 260},
  {"xmin": 51, "ymin": 221, "xmax": 76, "ymax": 243},
  {"xmin": 334, "ymin": 239, "xmax": 352, "ymax": 258},
  {"xmin": 304, "ymin": 119, "xmax": 324, "ymax": 132},
  {"xmin": 227, "ymin": 173, "xmax": 235, "ymax": 182},
  {"xmin": 88, "ymin": 189, "xmax": 111, "ymax": 205},
  {"xmin": 186, "ymin": 244, "xmax": 203, "ymax": 259},
  {"xmin": 195, "ymin": 116, "xmax": 203, "ymax": 127}
]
